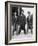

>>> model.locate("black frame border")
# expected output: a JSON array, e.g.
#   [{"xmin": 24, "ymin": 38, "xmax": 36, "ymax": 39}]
[{"xmin": 5, "ymin": 1, "xmax": 37, "ymax": 45}]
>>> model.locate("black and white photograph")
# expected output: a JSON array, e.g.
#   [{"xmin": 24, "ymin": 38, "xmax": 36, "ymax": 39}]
[{"xmin": 5, "ymin": 1, "xmax": 37, "ymax": 45}]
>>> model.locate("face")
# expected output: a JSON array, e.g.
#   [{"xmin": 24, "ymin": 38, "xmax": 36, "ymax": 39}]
[
  {"xmin": 14, "ymin": 12, "xmax": 17, "ymax": 18},
  {"xmin": 14, "ymin": 12, "xmax": 17, "ymax": 16},
  {"xmin": 21, "ymin": 11, "xmax": 23, "ymax": 16}
]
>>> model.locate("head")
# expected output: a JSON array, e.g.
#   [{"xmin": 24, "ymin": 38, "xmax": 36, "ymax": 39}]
[
  {"xmin": 14, "ymin": 12, "xmax": 17, "ymax": 18},
  {"xmin": 28, "ymin": 11, "xmax": 31, "ymax": 16},
  {"xmin": 14, "ymin": 12, "xmax": 17, "ymax": 15}
]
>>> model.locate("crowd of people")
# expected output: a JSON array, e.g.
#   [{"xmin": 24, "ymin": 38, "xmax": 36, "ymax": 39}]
[{"xmin": 11, "ymin": 8, "xmax": 33, "ymax": 35}]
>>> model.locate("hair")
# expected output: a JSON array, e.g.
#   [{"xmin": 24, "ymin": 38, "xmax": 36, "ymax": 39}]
[{"xmin": 28, "ymin": 11, "xmax": 30, "ymax": 14}]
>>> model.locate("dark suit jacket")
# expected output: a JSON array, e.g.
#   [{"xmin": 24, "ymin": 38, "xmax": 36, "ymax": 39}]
[
  {"xmin": 17, "ymin": 14, "xmax": 26, "ymax": 25},
  {"xmin": 27, "ymin": 15, "xmax": 33, "ymax": 29},
  {"xmin": 17, "ymin": 14, "xmax": 26, "ymax": 30},
  {"xmin": 12, "ymin": 15, "xmax": 17, "ymax": 25}
]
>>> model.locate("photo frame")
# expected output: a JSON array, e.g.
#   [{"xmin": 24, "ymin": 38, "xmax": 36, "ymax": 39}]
[{"xmin": 5, "ymin": 1, "xmax": 37, "ymax": 45}]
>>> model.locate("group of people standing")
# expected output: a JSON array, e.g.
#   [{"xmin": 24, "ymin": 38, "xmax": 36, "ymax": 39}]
[{"xmin": 12, "ymin": 8, "xmax": 33, "ymax": 35}]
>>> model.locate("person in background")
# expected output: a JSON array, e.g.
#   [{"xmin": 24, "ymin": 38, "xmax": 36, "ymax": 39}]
[
  {"xmin": 27, "ymin": 11, "xmax": 33, "ymax": 34},
  {"xmin": 12, "ymin": 11, "xmax": 18, "ymax": 35}
]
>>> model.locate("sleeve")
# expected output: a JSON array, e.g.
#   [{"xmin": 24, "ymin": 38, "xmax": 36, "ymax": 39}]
[{"xmin": 24, "ymin": 15, "xmax": 26, "ymax": 24}]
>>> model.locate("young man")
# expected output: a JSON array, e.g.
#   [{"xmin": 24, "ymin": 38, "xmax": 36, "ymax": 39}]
[
  {"xmin": 27, "ymin": 11, "xmax": 33, "ymax": 34},
  {"xmin": 17, "ymin": 9, "xmax": 26, "ymax": 34},
  {"xmin": 12, "ymin": 11, "xmax": 18, "ymax": 35}
]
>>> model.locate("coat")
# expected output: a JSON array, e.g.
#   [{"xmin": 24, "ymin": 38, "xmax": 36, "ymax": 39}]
[
  {"xmin": 27, "ymin": 15, "xmax": 33, "ymax": 29},
  {"xmin": 17, "ymin": 14, "xmax": 26, "ymax": 29}
]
